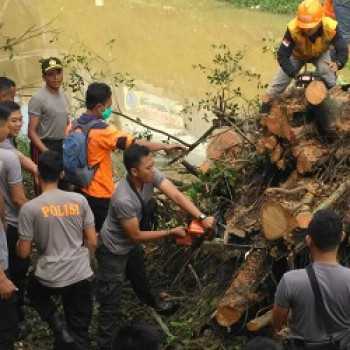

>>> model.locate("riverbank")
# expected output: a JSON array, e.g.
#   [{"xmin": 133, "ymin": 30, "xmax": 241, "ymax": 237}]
[{"xmin": 222, "ymin": 0, "xmax": 300, "ymax": 14}]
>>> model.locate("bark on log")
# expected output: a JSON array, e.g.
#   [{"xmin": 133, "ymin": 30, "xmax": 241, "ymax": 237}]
[
  {"xmin": 246, "ymin": 310, "xmax": 272, "ymax": 331},
  {"xmin": 215, "ymin": 249, "xmax": 267, "ymax": 327}
]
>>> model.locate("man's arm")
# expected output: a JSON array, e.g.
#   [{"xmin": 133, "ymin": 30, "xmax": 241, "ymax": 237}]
[
  {"xmin": 28, "ymin": 116, "xmax": 48, "ymax": 153},
  {"xmin": 0, "ymin": 193, "xmax": 7, "ymax": 232},
  {"xmin": 0, "ymin": 268, "xmax": 17, "ymax": 299},
  {"xmin": 15, "ymin": 150, "xmax": 37, "ymax": 174},
  {"xmin": 272, "ymin": 303, "xmax": 290, "ymax": 331},
  {"xmin": 83, "ymin": 225, "xmax": 97, "ymax": 257},
  {"xmin": 326, "ymin": 28, "xmax": 349, "ymax": 71},
  {"xmin": 277, "ymin": 29, "xmax": 298, "ymax": 78},
  {"xmin": 16, "ymin": 239, "xmax": 32, "ymax": 259},
  {"xmin": 157, "ymin": 178, "xmax": 214, "ymax": 230},
  {"xmin": 135, "ymin": 139, "xmax": 187, "ymax": 153},
  {"xmin": 120, "ymin": 217, "xmax": 186, "ymax": 243},
  {"xmin": 10, "ymin": 184, "xmax": 27, "ymax": 210}
]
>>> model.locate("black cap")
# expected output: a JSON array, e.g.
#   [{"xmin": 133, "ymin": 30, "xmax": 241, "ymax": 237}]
[{"xmin": 41, "ymin": 57, "xmax": 63, "ymax": 74}]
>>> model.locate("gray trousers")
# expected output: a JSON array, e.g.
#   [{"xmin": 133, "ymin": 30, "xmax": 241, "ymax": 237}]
[
  {"xmin": 96, "ymin": 244, "xmax": 157, "ymax": 350},
  {"xmin": 266, "ymin": 51, "xmax": 336, "ymax": 98},
  {"xmin": 96, "ymin": 246, "xmax": 127, "ymax": 350}
]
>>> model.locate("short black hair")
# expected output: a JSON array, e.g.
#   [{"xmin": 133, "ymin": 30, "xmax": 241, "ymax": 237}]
[
  {"xmin": 85, "ymin": 82, "xmax": 112, "ymax": 109},
  {"xmin": 308, "ymin": 210, "xmax": 343, "ymax": 251},
  {"xmin": 123, "ymin": 143, "xmax": 151, "ymax": 173},
  {"xmin": 112, "ymin": 324, "xmax": 161, "ymax": 350},
  {"xmin": 0, "ymin": 101, "xmax": 20, "ymax": 113},
  {"xmin": 0, "ymin": 77, "xmax": 15, "ymax": 92},
  {"xmin": 243, "ymin": 337, "xmax": 282, "ymax": 350},
  {"xmin": 0, "ymin": 104, "xmax": 11, "ymax": 123},
  {"xmin": 38, "ymin": 151, "xmax": 63, "ymax": 183}
]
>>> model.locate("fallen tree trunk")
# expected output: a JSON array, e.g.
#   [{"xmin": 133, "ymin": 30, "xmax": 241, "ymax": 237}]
[{"xmin": 215, "ymin": 249, "xmax": 268, "ymax": 327}]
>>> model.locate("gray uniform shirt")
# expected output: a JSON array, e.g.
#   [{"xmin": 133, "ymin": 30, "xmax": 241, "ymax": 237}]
[
  {"xmin": 0, "ymin": 149, "xmax": 22, "ymax": 228},
  {"xmin": 100, "ymin": 169, "xmax": 164, "ymax": 255},
  {"xmin": 0, "ymin": 159, "xmax": 8, "ymax": 271},
  {"xmin": 28, "ymin": 87, "xmax": 69, "ymax": 140},
  {"xmin": 18, "ymin": 189, "xmax": 95, "ymax": 288},
  {"xmin": 0, "ymin": 137, "xmax": 15, "ymax": 150},
  {"xmin": 275, "ymin": 262, "xmax": 350, "ymax": 342}
]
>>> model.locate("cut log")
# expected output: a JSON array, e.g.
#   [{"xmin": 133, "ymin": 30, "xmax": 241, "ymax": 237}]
[
  {"xmin": 247, "ymin": 310, "xmax": 272, "ymax": 331},
  {"xmin": 292, "ymin": 141, "xmax": 327, "ymax": 174},
  {"xmin": 206, "ymin": 127, "xmax": 242, "ymax": 162},
  {"xmin": 261, "ymin": 181, "xmax": 349, "ymax": 240},
  {"xmin": 305, "ymin": 80, "xmax": 327, "ymax": 105},
  {"xmin": 264, "ymin": 102, "xmax": 294, "ymax": 142},
  {"xmin": 215, "ymin": 249, "xmax": 267, "ymax": 327},
  {"xmin": 256, "ymin": 135, "xmax": 278, "ymax": 154},
  {"xmin": 260, "ymin": 202, "xmax": 298, "ymax": 240}
]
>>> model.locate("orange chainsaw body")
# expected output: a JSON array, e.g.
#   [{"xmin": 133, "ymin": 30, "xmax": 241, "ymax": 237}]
[{"xmin": 176, "ymin": 220, "xmax": 205, "ymax": 246}]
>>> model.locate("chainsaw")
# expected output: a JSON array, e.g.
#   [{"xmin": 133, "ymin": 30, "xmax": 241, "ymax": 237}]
[
  {"xmin": 175, "ymin": 211, "xmax": 225, "ymax": 249},
  {"xmin": 295, "ymin": 71, "xmax": 321, "ymax": 88},
  {"xmin": 175, "ymin": 219, "xmax": 214, "ymax": 247}
]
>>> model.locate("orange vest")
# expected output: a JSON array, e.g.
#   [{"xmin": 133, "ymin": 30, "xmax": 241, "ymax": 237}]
[{"xmin": 287, "ymin": 17, "xmax": 337, "ymax": 60}]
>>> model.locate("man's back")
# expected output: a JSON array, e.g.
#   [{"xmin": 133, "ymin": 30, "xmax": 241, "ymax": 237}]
[
  {"xmin": 18, "ymin": 189, "xmax": 94, "ymax": 288},
  {"xmin": 275, "ymin": 262, "xmax": 350, "ymax": 341}
]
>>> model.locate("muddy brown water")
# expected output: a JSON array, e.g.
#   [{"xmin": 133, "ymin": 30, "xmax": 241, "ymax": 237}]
[{"xmin": 2, "ymin": 0, "xmax": 347, "ymax": 164}]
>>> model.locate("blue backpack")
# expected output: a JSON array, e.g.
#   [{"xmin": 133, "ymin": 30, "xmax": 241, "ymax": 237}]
[{"xmin": 63, "ymin": 119, "xmax": 100, "ymax": 187}]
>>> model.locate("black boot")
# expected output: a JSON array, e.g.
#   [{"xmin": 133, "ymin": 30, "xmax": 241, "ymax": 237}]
[{"xmin": 47, "ymin": 313, "xmax": 75, "ymax": 350}]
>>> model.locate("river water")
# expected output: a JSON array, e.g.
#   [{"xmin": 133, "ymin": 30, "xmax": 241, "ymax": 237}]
[{"xmin": 0, "ymin": 0, "xmax": 296, "ymax": 164}]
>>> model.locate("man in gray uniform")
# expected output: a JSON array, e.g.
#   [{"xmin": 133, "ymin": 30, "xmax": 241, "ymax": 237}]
[
  {"xmin": 273, "ymin": 210, "xmax": 350, "ymax": 349},
  {"xmin": 0, "ymin": 100, "xmax": 37, "ymax": 175},
  {"xmin": 0, "ymin": 103, "xmax": 18, "ymax": 350},
  {"xmin": 28, "ymin": 57, "xmax": 69, "ymax": 193},
  {"xmin": 0, "ymin": 101, "xmax": 29, "ymax": 339},
  {"xmin": 17, "ymin": 151, "xmax": 97, "ymax": 350},
  {"xmin": 96, "ymin": 144, "xmax": 215, "ymax": 350}
]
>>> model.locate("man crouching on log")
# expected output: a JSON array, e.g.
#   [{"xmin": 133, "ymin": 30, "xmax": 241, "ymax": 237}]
[
  {"xmin": 261, "ymin": 0, "xmax": 348, "ymax": 113},
  {"xmin": 273, "ymin": 210, "xmax": 350, "ymax": 349},
  {"xmin": 95, "ymin": 143, "xmax": 214, "ymax": 350}
]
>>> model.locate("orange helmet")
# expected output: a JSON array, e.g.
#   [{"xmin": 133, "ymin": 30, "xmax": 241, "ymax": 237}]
[{"xmin": 297, "ymin": 0, "xmax": 324, "ymax": 29}]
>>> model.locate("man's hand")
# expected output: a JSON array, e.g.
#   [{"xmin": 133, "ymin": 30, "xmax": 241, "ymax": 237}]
[
  {"xmin": 0, "ymin": 277, "xmax": 18, "ymax": 299},
  {"xmin": 201, "ymin": 216, "xmax": 215, "ymax": 230},
  {"xmin": 169, "ymin": 226, "xmax": 188, "ymax": 238},
  {"xmin": 164, "ymin": 143, "xmax": 188, "ymax": 154},
  {"xmin": 325, "ymin": 60, "xmax": 339, "ymax": 72}
]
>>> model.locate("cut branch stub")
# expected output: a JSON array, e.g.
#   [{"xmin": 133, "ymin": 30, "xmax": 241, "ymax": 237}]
[{"xmin": 260, "ymin": 202, "xmax": 297, "ymax": 240}]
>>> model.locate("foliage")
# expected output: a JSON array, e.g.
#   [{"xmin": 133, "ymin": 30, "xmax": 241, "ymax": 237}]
[
  {"xmin": 61, "ymin": 38, "xmax": 135, "ymax": 115},
  {"xmin": 221, "ymin": 0, "xmax": 300, "ymax": 14},
  {"xmin": 16, "ymin": 134, "xmax": 30, "ymax": 157},
  {"xmin": 185, "ymin": 163, "xmax": 239, "ymax": 209},
  {"xmin": 0, "ymin": 19, "xmax": 59, "ymax": 59},
  {"xmin": 183, "ymin": 44, "xmax": 265, "ymax": 123}
]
